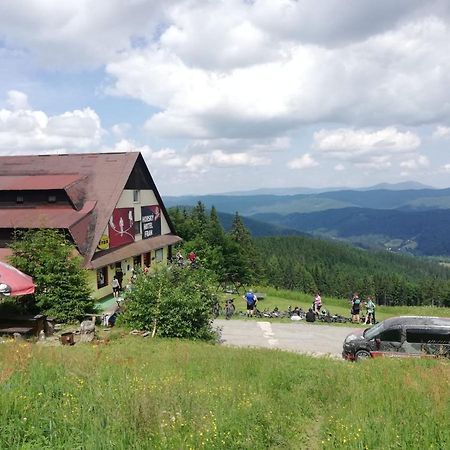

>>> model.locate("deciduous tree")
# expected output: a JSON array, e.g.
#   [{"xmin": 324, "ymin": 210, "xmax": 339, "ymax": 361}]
[{"xmin": 9, "ymin": 229, "xmax": 94, "ymax": 322}]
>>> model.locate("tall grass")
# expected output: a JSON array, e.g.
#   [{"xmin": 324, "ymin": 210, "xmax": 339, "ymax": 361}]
[{"xmin": 1, "ymin": 337, "xmax": 449, "ymax": 449}]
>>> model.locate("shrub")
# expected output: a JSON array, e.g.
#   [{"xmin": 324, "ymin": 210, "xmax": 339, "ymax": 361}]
[{"xmin": 120, "ymin": 264, "xmax": 217, "ymax": 340}]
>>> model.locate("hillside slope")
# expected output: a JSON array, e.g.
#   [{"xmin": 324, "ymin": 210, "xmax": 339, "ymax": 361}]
[
  {"xmin": 164, "ymin": 187, "xmax": 450, "ymax": 215},
  {"xmin": 253, "ymin": 207, "xmax": 450, "ymax": 256}
]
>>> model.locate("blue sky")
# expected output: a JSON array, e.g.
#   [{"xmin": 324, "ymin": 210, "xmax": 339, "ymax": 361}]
[{"xmin": 1, "ymin": 0, "xmax": 450, "ymax": 195}]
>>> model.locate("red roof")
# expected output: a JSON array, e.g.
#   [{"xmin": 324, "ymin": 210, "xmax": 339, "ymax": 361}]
[
  {"xmin": 0, "ymin": 201, "xmax": 96, "ymax": 228},
  {"xmin": 0, "ymin": 174, "xmax": 82, "ymax": 190},
  {"xmin": 0, "ymin": 152, "xmax": 178, "ymax": 267}
]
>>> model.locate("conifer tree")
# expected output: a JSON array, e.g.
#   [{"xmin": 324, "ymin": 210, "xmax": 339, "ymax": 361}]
[
  {"xmin": 190, "ymin": 201, "xmax": 208, "ymax": 239},
  {"xmin": 229, "ymin": 212, "xmax": 259, "ymax": 284},
  {"xmin": 206, "ymin": 206, "xmax": 226, "ymax": 248}
]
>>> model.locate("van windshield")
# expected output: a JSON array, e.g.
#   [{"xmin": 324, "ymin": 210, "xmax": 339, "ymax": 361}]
[{"xmin": 364, "ymin": 322, "xmax": 385, "ymax": 340}]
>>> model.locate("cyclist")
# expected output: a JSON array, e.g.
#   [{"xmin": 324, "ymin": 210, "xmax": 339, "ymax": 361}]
[{"xmin": 243, "ymin": 289, "xmax": 257, "ymax": 317}]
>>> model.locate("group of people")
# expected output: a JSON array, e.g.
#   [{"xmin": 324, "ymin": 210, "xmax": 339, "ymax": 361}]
[
  {"xmin": 242, "ymin": 289, "xmax": 377, "ymax": 325},
  {"xmin": 175, "ymin": 250, "xmax": 197, "ymax": 266},
  {"xmin": 350, "ymin": 292, "xmax": 376, "ymax": 324}
]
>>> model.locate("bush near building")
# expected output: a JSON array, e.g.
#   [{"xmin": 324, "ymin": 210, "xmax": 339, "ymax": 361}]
[
  {"xmin": 120, "ymin": 264, "xmax": 217, "ymax": 340},
  {"xmin": 9, "ymin": 229, "xmax": 94, "ymax": 322}
]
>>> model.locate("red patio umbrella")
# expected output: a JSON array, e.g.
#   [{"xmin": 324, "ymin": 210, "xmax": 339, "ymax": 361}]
[{"xmin": 0, "ymin": 261, "xmax": 36, "ymax": 296}]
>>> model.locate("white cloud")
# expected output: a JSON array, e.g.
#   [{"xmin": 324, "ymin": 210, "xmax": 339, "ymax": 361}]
[
  {"xmin": 443, "ymin": 163, "xmax": 450, "ymax": 172},
  {"xmin": 433, "ymin": 125, "xmax": 450, "ymax": 139},
  {"xmin": 2, "ymin": 1, "xmax": 450, "ymax": 144},
  {"xmin": 107, "ymin": 10, "xmax": 450, "ymax": 140},
  {"xmin": 334, "ymin": 164, "xmax": 345, "ymax": 171},
  {"xmin": 6, "ymin": 90, "xmax": 30, "ymax": 110},
  {"xmin": 161, "ymin": 1, "xmax": 275, "ymax": 70},
  {"xmin": 400, "ymin": 155, "xmax": 430, "ymax": 170},
  {"xmin": 288, "ymin": 153, "xmax": 318, "ymax": 170},
  {"xmin": 187, "ymin": 136, "xmax": 290, "ymax": 154},
  {"xmin": 210, "ymin": 150, "xmax": 269, "ymax": 167},
  {"xmin": 354, "ymin": 155, "xmax": 392, "ymax": 170},
  {"xmin": 0, "ymin": 103, "xmax": 103, "ymax": 153},
  {"xmin": 183, "ymin": 150, "xmax": 269, "ymax": 173},
  {"xmin": 313, "ymin": 127, "xmax": 421, "ymax": 161},
  {"xmin": 111, "ymin": 123, "xmax": 131, "ymax": 137},
  {"xmin": 0, "ymin": 0, "xmax": 169, "ymax": 68},
  {"xmin": 102, "ymin": 139, "xmax": 185, "ymax": 168}
]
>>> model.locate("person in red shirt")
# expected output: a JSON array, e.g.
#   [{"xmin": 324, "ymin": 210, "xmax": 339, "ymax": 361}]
[{"xmin": 188, "ymin": 251, "xmax": 196, "ymax": 263}]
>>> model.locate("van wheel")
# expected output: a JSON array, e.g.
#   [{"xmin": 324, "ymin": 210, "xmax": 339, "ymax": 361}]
[{"xmin": 355, "ymin": 350, "xmax": 371, "ymax": 360}]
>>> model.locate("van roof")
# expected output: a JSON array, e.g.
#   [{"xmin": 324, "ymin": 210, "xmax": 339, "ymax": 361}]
[{"xmin": 384, "ymin": 316, "xmax": 450, "ymax": 328}]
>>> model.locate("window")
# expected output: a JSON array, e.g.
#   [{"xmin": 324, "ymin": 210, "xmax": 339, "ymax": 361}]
[
  {"xmin": 97, "ymin": 267, "xmax": 108, "ymax": 289},
  {"xmin": 48, "ymin": 195, "xmax": 56, "ymax": 203},
  {"xmin": 378, "ymin": 328, "xmax": 402, "ymax": 343},
  {"xmin": 155, "ymin": 248, "xmax": 163, "ymax": 262},
  {"xmin": 407, "ymin": 329, "xmax": 450, "ymax": 344},
  {"xmin": 16, "ymin": 195, "xmax": 24, "ymax": 204},
  {"xmin": 134, "ymin": 220, "xmax": 141, "ymax": 235},
  {"xmin": 133, "ymin": 190, "xmax": 140, "ymax": 203}
]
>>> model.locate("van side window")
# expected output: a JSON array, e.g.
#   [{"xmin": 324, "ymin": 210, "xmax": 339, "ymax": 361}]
[
  {"xmin": 378, "ymin": 329, "xmax": 402, "ymax": 342},
  {"xmin": 407, "ymin": 329, "xmax": 450, "ymax": 344}
]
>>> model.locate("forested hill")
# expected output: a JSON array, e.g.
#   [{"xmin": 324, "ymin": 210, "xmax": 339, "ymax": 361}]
[
  {"xmin": 164, "ymin": 187, "xmax": 450, "ymax": 215},
  {"xmin": 217, "ymin": 211, "xmax": 303, "ymax": 237},
  {"xmin": 256, "ymin": 235, "xmax": 450, "ymax": 306},
  {"xmin": 169, "ymin": 203, "xmax": 450, "ymax": 307},
  {"xmin": 252, "ymin": 207, "xmax": 450, "ymax": 256}
]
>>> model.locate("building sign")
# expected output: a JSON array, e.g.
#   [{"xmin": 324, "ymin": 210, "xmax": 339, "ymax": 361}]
[
  {"xmin": 108, "ymin": 207, "xmax": 135, "ymax": 248},
  {"xmin": 141, "ymin": 205, "xmax": 161, "ymax": 239},
  {"xmin": 97, "ymin": 234, "xmax": 110, "ymax": 250}
]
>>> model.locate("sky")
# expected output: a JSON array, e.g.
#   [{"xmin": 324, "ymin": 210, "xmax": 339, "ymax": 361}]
[{"xmin": 1, "ymin": 0, "xmax": 450, "ymax": 195}]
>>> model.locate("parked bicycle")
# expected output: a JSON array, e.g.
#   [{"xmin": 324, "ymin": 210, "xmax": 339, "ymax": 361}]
[{"xmin": 224, "ymin": 298, "xmax": 235, "ymax": 320}]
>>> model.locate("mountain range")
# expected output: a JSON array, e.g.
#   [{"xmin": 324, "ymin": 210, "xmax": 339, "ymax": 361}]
[{"xmin": 164, "ymin": 182, "xmax": 450, "ymax": 257}]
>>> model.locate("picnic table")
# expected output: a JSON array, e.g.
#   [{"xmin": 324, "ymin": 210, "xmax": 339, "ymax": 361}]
[{"xmin": 0, "ymin": 314, "xmax": 46, "ymax": 337}]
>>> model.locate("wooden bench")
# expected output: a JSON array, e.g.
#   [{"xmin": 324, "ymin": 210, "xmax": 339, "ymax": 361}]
[
  {"xmin": 0, "ymin": 314, "xmax": 46, "ymax": 337},
  {"xmin": 0, "ymin": 326, "xmax": 34, "ymax": 335}
]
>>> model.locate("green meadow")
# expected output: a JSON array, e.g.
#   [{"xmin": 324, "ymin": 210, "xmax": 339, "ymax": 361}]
[
  {"xmin": 226, "ymin": 287, "xmax": 450, "ymax": 324},
  {"xmin": 1, "ymin": 336, "xmax": 449, "ymax": 449}
]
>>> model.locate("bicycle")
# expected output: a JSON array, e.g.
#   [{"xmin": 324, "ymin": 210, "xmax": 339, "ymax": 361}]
[{"xmin": 224, "ymin": 298, "xmax": 235, "ymax": 320}]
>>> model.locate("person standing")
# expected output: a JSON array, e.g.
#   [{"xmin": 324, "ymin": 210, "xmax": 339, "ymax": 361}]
[
  {"xmin": 351, "ymin": 292, "xmax": 361, "ymax": 323},
  {"xmin": 243, "ymin": 289, "xmax": 257, "ymax": 317},
  {"xmin": 175, "ymin": 251, "xmax": 184, "ymax": 266},
  {"xmin": 111, "ymin": 276, "xmax": 120, "ymax": 298},
  {"xmin": 115, "ymin": 268, "xmax": 123, "ymax": 289},
  {"xmin": 314, "ymin": 291, "xmax": 322, "ymax": 315},
  {"xmin": 365, "ymin": 296, "xmax": 376, "ymax": 325}
]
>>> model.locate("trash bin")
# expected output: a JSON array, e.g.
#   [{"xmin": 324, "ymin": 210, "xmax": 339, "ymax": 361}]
[{"xmin": 60, "ymin": 331, "xmax": 74, "ymax": 346}]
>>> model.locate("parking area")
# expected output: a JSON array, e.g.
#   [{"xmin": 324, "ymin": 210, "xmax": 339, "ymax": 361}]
[{"xmin": 214, "ymin": 319, "xmax": 356, "ymax": 357}]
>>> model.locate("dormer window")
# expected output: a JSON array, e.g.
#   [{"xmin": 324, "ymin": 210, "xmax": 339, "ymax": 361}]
[
  {"xmin": 48, "ymin": 195, "xmax": 56, "ymax": 203},
  {"xmin": 16, "ymin": 195, "xmax": 24, "ymax": 204},
  {"xmin": 133, "ymin": 190, "xmax": 140, "ymax": 203}
]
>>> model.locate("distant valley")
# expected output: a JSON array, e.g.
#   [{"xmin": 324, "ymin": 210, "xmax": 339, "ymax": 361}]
[{"xmin": 164, "ymin": 183, "xmax": 450, "ymax": 257}]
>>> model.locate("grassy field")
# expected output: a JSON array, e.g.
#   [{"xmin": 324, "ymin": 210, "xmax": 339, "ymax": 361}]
[
  {"xmin": 221, "ymin": 286, "xmax": 450, "ymax": 324},
  {"xmin": 1, "ymin": 336, "xmax": 449, "ymax": 449}
]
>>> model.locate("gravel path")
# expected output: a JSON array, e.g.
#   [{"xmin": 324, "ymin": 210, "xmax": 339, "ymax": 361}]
[{"xmin": 214, "ymin": 319, "xmax": 357, "ymax": 357}]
